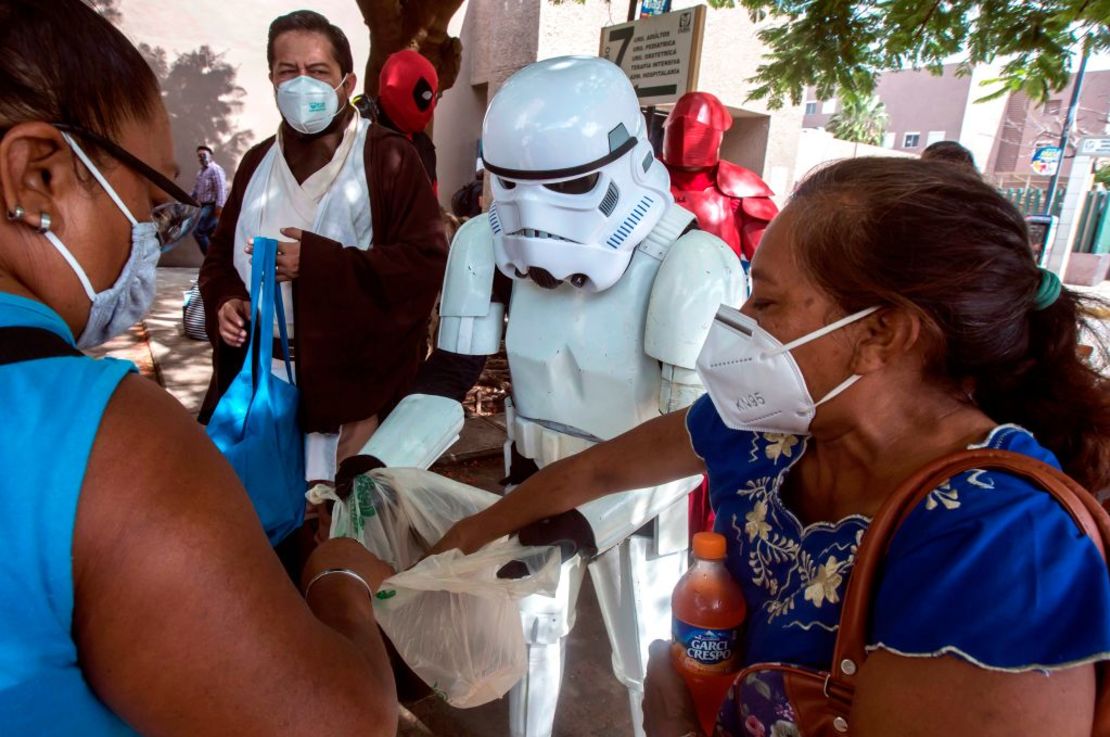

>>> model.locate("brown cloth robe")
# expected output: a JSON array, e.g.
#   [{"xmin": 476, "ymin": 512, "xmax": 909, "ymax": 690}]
[{"xmin": 197, "ymin": 124, "xmax": 448, "ymax": 434}]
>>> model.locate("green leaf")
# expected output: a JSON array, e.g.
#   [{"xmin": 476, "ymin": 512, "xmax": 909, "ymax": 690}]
[{"xmin": 734, "ymin": 0, "xmax": 1099, "ymax": 107}]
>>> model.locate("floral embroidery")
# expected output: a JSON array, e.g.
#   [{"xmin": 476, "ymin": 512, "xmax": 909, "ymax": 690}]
[
  {"xmin": 730, "ymin": 463, "xmax": 860, "ymax": 624},
  {"xmin": 763, "ymin": 433, "xmax": 800, "ymax": 462},
  {"xmin": 770, "ymin": 721, "xmax": 801, "ymax": 737},
  {"xmin": 966, "ymin": 469, "xmax": 996, "ymax": 490},
  {"xmin": 803, "ymin": 554, "xmax": 846, "ymax": 608},
  {"xmin": 925, "ymin": 481, "xmax": 960, "ymax": 511},
  {"xmin": 732, "ymin": 478, "xmax": 802, "ymax": 599},
  {"xmin": 745, "ymin": 500, "xmax": 772, "ymax": 541}
]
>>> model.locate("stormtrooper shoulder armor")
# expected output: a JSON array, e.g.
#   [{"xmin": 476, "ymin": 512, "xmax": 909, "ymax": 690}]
[
  {"xmin": 437, "ymin": 214, "xmax": 505, "ymax": 356},
  {"xmin": 645, "ymin": 229, "xmax": 746, "ymax": 369}
]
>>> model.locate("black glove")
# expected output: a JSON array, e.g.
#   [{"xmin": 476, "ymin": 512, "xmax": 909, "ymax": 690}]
[
  {"xmin": 497, "ymin": 510, "xmax": 597, "ymax": 579},
  {"xmin": 333, "ymin": 454, "xmax": 386, "ymax": 501}
]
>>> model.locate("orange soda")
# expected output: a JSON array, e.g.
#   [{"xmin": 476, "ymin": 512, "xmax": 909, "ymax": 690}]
[{"xmin": 671, "ymin": 532, "xmax": 747, "ymax": 736}]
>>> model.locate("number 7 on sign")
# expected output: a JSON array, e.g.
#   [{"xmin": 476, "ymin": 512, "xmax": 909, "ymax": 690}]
[{"xmin": 607, "ymin": 26, "xmax": 634, "ymax": 66}]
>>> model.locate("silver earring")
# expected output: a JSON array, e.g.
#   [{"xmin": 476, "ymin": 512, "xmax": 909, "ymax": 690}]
[
  {"xmin": 5, "ymin": 205, "xmax": 25, "ymax": 222},
  {"xmin": 37, "ymin": 212, "xmax": 51, "ymax": 234}
]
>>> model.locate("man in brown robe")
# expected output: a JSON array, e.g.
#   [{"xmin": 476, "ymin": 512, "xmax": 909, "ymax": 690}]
[{"xmin": 198, "ymin": 11, "xmax": 446, "ymax": 486}]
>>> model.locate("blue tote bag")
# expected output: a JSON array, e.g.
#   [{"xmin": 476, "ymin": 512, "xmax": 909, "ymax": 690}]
[{"xmin": 206, "ymin": 236, "xmax": 305, "ymax": 545}]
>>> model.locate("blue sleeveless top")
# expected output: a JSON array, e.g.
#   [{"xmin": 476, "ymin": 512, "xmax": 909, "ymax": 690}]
[
  {"xmin": 686, "ymin": 394, "xmax": 1110, "ymax": 735},
  {"xmin": 0, "ymin": 293, "xmax": 138, "ymax": 735}
]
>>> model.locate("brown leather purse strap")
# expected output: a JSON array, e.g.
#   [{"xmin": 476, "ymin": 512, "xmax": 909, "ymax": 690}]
[{"xmin": 829, "ymin": 448, "xmax": 1108, "ymax": 689}]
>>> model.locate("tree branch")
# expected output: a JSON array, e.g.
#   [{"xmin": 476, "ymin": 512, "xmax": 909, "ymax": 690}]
[{"xmin": 356, "ymin": 0, "xmax": 465, "ymax": 97}]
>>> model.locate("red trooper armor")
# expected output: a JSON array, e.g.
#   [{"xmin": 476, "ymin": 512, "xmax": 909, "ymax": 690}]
[
  {"xmin": 662, "ymin": 92, "xmax": 778, "ymax": 262},
  {"xmin": 663, "ymin": 92, "xmax": 778, "ymax": 538}
]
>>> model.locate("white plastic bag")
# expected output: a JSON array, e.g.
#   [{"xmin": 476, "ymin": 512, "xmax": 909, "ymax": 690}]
[{"xmin": 327, "ymin": 468, "xmax": 560, "ymax": 707}]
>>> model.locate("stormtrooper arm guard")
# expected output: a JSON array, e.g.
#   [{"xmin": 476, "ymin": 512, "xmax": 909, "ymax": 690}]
[
  {"xmin": 645, "ymin": 228, "xmax": 746, "ymax": 413},
  {"xmin": 352, "ymin": 215, "xmax": 504, "ymax": 471}
]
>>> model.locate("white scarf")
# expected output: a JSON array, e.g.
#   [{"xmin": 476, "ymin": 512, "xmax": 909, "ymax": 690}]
[{"xmin": 233, "ymin": 114, "xmax": 374, "ymax": 310}]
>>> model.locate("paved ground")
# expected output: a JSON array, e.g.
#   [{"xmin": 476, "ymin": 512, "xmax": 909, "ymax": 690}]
[{"xmin": 99, "ymin": 267, "xmax": 632, "ymax": 737}]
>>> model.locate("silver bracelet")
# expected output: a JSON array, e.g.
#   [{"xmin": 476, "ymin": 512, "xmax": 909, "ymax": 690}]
[{"xmin": 303, "ymin": 567, "xmax": 373, "ymax": 600}]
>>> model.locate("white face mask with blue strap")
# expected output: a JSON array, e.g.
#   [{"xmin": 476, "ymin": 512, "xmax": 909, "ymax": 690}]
[
  {"xmin": 695, "ymin": 304, "xmax": 880, "ymax": 435},
  {"xmin": 275, "ymin": 74, "xmax": 348, "ymax": 135},
  {"xmin": 42, "ymin": 133, "xmax": 160, "ymax": 349}
]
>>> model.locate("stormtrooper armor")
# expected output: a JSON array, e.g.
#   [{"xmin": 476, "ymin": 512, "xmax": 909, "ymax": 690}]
[
  {"xmin": 356, "ymin": 56, "xmax": 745, "ymax": 737},
  {"xmin": 662, "ymin": 91, "xmax": 779, "ymax": 262}
]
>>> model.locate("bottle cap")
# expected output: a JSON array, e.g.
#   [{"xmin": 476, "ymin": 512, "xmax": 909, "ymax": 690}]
[{"xmin": 692, "ymin": 532, "xmax": 727, "ymax": 560}]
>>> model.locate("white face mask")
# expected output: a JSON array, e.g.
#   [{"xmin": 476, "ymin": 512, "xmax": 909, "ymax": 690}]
[
  {"xmin": 275, "ymin": 74, "xmax": 347, "ymax": 135},
  {"xmin": 695, "ymin": 304, "xmax": 880, "ymax": 435},
  {"xmin": 44, "ymin": 133, "xmax": 161, "ymax": 349}
]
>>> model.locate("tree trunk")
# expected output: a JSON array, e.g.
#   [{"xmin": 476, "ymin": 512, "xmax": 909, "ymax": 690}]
[{"xmin": 356, "ymin": 0, "xmax": 465, "ymax": 97}]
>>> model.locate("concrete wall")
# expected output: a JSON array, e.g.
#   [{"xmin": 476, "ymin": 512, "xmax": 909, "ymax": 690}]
[
  {"xmin": 536, "ymin": 0, "xmax": 618, "ymax": 60},
  {"xmin": 433, "ymin": 0, "xmax": 542, "ymax": 206},
  {"xmin": 793, "ymin": 128, "xmax": 914, "ymax": 189},
  {"xmin": 802, "ymin": 64, "xmax": 1004, "ymax": 164},
  {"xmin": 876, "ymin": 65, "xmax": 971, "ymax": 153}
]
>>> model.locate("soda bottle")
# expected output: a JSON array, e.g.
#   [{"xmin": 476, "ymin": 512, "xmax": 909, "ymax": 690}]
[{"xmin": 671, "ymin": 532, "xmax": 747, "ymax": 736}]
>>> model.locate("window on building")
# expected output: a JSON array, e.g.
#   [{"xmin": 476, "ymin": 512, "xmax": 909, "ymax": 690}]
[
  {"xmin": 882, "ymin": 132, "xmax": 896, "ymax": 149},
  {"xmin": 926, "ymin": 130, "xmax": 946, "ymax": 145},
  {"xmin": 822, "ymin": 98, "xmax": 838, "ymax": 114},
  {"xmin": 903, "ymin": 132, "xmax": 921, "ymax": 148},
  {"xmin": 1045, "ymin": 99, "xmax": 1062, "ymax": 115},
  {"xmin": 805, "ymin": 101, "xmax": 818, "ymax": 115}
]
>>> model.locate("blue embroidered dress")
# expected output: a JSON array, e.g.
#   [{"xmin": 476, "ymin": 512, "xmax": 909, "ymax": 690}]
[{"xmin": 684, "ymin": 394, "xmax": 1110, "ymax": 737}]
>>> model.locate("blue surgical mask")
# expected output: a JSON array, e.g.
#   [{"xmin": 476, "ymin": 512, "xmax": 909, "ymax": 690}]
[{"xmin": 43, "ymin": 133, "xmax": 161, "ymax": 349}]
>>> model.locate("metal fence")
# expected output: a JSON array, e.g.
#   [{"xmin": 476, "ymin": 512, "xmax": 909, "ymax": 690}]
[{"xmin": 1000, "ymin": 187, "xmax": 1110, "ymax": 254}]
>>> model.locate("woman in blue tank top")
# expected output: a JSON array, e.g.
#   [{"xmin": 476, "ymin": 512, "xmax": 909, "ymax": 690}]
[
  {"xmin": 428, "ymin": 156, "xmax": 1110, "ymax": 736},
  {"xmin": 0, "ymin": 2, "xmax": 397, "ymax": 734}
]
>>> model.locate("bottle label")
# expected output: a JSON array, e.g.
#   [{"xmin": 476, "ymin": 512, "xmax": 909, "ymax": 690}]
[{"xmin": 673, "ymin": 617, "xmax": 741, "ymax": 673}]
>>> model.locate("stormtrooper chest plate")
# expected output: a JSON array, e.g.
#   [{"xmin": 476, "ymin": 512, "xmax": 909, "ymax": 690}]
[
  {"xmin": 671, "ymin": 186, "xmax": 742, "ymax": 257},
  {"xmin": 506, "ymin": 248, "xmax": 664, "ymax": 444}
]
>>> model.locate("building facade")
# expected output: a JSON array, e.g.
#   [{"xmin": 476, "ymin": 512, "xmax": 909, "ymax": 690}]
[
  {"xmin": 434, "ymin": 0, "xmax": 806, "ymax": 208},
  {"xmin": 803, "ymin": 65, "xmax": 1110, "ymax": 186}
]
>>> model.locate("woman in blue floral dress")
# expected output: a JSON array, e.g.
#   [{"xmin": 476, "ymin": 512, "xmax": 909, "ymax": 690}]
[{"xmin": 433, "ymin": 157, "xmax": 1110, "ymax": 736}]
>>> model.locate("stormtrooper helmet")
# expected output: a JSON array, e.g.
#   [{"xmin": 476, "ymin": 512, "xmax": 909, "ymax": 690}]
[{"xmin": 481, "ymin": 56, "xmax": 673, "ymax": 292}]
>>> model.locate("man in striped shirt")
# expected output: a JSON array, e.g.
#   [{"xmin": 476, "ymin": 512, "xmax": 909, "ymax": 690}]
[{"xmin": 190, "ymin": 145, "xmax": 227, "ymax": 255}]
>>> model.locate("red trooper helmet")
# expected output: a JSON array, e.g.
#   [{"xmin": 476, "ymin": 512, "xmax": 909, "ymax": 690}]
[
  {"xmin": 379, "ymin": 50, "xmax": 439, "ymax": 134},
  {"xmin": 662, "ymin": 91, "xmax": 732, "ymax": 169}
]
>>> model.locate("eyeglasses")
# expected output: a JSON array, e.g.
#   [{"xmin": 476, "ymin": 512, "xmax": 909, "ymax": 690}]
[{"xmin": 53, "ymin": 123, "xmax": 201, "ymax": 252}]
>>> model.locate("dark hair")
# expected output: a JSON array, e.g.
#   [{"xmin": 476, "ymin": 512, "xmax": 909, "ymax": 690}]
[
  {"xmin": 0, "ymin": 0, "xmax": 161, "ymax": 149},
  {"xmin": 790, "ymin": 157, "xmax": 1110, "ymax": 490},
  {"xmin": 267, "ymin": 10, "xmax": 353, "ymax": 77},
  {"xmin": 921, "ymin": 140, "xmax": 976, "ymax": 168},
  {"xmin": 451, "ymin": 178, "xmax": 483, "ymax": 218},
  {"xmin": 197, "ymin": 144, "xmax": 213, "ymax": 154}
]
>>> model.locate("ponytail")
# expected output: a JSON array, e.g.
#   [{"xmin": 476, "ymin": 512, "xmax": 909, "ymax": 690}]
[{"xmin": 975, "ymin": 289, "xmax": 1110, "ymax": 491}]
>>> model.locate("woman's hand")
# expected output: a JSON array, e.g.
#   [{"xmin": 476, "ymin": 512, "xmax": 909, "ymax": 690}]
[
  {"xmin": 643, "ymin": 640, "xmax": 704, "ymax": 737},
  {"xmin": 426, "ymin": 515, "xmax": 487, "ymax": 557}
]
